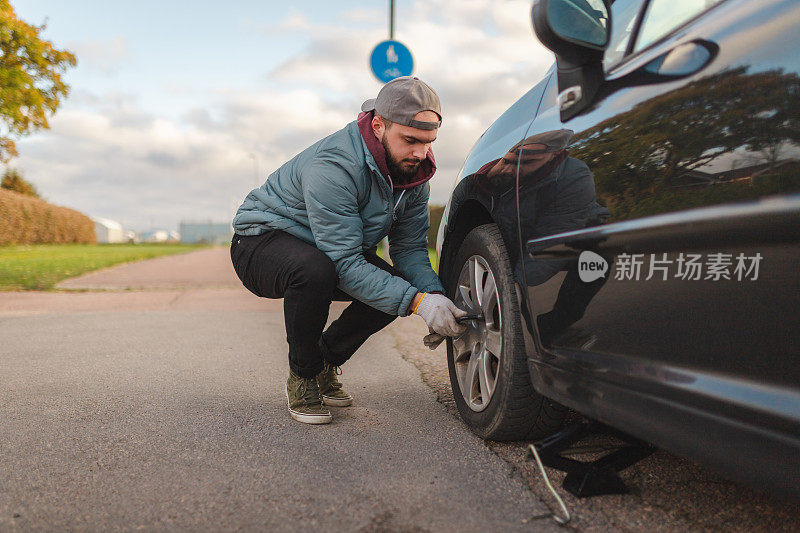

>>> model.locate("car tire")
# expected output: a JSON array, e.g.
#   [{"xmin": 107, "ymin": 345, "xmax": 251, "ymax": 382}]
[{"xmin": 445, "ymin": 223, "xmax": 567, "ymax": 441}]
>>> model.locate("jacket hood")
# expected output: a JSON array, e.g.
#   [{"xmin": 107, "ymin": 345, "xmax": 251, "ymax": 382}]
[{"xmin": 357, "ymin": 110, "xmax": 436, "ymax": 190}]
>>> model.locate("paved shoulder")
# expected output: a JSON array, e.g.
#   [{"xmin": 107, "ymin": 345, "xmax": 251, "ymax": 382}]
[{"xmin": 56, "ymin": 247, "xmax": 239, "ymax": 290}]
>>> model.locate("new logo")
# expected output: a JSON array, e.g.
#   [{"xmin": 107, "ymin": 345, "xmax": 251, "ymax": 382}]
[{"xmin": 578, "ymin": 251, "xmax": 608, "ymax": 282}]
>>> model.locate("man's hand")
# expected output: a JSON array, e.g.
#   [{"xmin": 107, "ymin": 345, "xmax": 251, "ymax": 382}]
[
  {"xmin": 414, "ymin": 293, "xmax": 468, "ymax": 337},
  {"xmin": 423, "ymin": 329, "xmax": 447, "ymax": 350}
]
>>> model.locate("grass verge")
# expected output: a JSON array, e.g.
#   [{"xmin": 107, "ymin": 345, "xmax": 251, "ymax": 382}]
[{"xmin": 0, "ymin": 243, "xmax": 211, "ymax": 291}]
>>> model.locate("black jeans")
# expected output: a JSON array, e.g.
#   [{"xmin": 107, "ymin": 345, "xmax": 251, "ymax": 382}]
[{"xmin": 230, "ymin": 229, "xmax": 400, "ymax": 378}]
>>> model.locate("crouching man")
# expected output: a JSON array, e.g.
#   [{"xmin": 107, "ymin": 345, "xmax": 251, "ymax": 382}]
[{"xmin": 231, "ymin": 76, "xmax": 466, "ymax": 424}]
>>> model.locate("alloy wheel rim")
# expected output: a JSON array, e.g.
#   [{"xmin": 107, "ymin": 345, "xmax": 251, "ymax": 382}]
[{"xmin": 453, "ymin": 255, "xmax": 502, "ymax": 412}]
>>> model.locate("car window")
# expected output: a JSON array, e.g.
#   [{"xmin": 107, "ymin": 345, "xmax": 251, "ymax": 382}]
[
  {"xmin": 635, "ymin": 0, "xmax": 726, "ymax": 52},
  {"xmin": 603, "ymin": 0, "xmax": 648, "ymax": 68}
]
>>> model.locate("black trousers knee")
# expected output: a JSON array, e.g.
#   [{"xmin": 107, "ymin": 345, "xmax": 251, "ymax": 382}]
[{"xmin": 230, "ymin": 228, "xmax": 402, "ymax": 378}]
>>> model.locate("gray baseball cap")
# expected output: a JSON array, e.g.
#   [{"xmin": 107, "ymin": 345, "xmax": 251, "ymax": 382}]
[
  {"xmin": 511, "ymin": 129, "xmax": 574, "ymax": 154},
  {"xmin": 361, "ymin": 76, "xmax": 442, "ymax": 130}
]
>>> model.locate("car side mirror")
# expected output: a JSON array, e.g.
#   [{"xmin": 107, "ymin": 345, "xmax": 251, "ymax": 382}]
[{"xmin": 531, "ymin": 0, "xmax": 612, "ymax": 121}]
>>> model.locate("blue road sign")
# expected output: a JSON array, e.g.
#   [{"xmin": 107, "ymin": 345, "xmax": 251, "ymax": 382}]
[{"xmin": 370, "ymin": 40, "xmax": 414, "ymax": 83}]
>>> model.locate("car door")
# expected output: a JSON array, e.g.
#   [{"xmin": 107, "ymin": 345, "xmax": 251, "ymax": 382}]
[{"xmin": 517, "ymin": 0, "xmax": 800, "ymax": 495}]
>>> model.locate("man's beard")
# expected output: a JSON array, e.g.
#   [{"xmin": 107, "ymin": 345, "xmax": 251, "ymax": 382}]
[{"xmin": 382, "ymin": 135, "xmax": 421, "ymax": 183}]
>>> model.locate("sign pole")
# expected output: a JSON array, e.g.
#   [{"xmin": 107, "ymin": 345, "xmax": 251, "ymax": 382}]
[
  {"xmin": 389, "ymin": 0, "xmax": 394, "ymax": 40},
  {"xmin": 370, "ymin": 1, "xmax": 413, "ymax": 83}
]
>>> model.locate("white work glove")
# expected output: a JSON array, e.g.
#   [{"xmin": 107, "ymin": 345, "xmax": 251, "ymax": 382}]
[{"xmin": 414, "ymin": 293, "xmax": 468, "ymax": 338}]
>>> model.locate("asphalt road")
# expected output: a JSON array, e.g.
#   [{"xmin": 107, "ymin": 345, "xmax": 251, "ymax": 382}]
[
  {"xmin": 1, "ymin": 247, "xmax": 797, "ymax": 531},
  {"xmin": 0, "ymin": 248, "xmax": 557, "ymax": 532}
]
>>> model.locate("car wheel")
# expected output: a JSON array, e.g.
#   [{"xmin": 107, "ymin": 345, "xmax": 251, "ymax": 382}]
[{"xmin": 446, "ymin": 223, "xmax": 567, "ymax": 441}]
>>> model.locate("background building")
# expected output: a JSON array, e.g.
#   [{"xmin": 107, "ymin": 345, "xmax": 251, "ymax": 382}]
[
  {"xmin": 179, "ymin": 220, "xmax": 233, "ymax": 245},
  {"xmin": 91, "ymin": 216, "xmax": 126, "ymax": 243},
  {"xmin": 139, "ymin": 229, "xmax": 179, "ymax": 243}
]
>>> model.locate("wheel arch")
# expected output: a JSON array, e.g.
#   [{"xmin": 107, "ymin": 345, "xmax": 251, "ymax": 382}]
[{"xmin": 439, "ymin": 199, "xmax": 494, "ymax": 287}]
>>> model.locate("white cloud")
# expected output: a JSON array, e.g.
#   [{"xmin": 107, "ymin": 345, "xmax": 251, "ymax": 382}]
[
  {"xmin": 14, "ymin": 0, "xmax": 555, "ymax": 231},
  {"xmin": 264, "ymin": 0, "xmax": 553, "ymax": 202},
  {"xmin": 65, "ymin": 36, "xmax": 129, "ymax": 75},
  {"xmin": 277, "ymin": 8, "xmax": 314, "ymax": 32}
]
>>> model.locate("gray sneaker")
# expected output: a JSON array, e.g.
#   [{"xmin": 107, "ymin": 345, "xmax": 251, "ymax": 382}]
[
  {"xmin": 286, "ymin": 370, "xmax": 332, "ymax": 424},
  {"xmin": 317, "ymin": 362, "xmax": 353, "ymax": 407}
]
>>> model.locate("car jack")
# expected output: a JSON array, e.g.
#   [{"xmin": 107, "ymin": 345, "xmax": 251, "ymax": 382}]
[{"xmin": 527, "ymin": 420, "xmax": 655, "ymax": 498}]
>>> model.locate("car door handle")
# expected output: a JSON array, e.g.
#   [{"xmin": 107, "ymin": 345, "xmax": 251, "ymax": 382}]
[
  {"xmin": 643, "ymin": 40, "xmax": 719, "ymax": 78},
  {"xmin": 602, "ymin": 40, "xmax": 720, "ymax": 96}
]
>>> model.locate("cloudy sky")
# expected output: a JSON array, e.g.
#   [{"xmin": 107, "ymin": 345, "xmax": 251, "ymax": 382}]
[{"xmin": 12, "ymin": 0, "xmax": 553, "ymax": 232}]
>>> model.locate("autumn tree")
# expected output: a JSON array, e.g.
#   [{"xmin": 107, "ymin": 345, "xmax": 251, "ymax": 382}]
[
  {"xmin": 1, "ymin": 166, "xmax": 38, "ymax": 196},
  {"xmin": 0, "ymin": 1, "xmax": 76, "ymax": 162}
]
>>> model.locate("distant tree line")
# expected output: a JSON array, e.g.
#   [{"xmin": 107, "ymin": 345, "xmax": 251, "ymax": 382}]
[{"xmin": 427, "ymin": 204, "xmax": 444, "ymax": 248}]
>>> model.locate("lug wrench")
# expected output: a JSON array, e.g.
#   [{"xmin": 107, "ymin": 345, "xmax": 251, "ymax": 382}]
[{"xmin": 456, "ymin": 313, "xmax": 484, "ymax": 323}]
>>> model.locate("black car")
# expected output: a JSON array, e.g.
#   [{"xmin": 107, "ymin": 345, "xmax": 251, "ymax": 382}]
[{"xmin": 435, "ymin": 0, "xmax": 799, "ymax": 498}]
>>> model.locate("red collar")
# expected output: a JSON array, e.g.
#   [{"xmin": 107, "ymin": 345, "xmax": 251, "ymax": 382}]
[{"xmin": 357, "ymin": 111, "xmax": 436, "ymax": 190}]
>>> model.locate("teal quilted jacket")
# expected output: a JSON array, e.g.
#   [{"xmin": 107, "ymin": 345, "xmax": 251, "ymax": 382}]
[{"xmin": 232, "ymin": 119, "xmax": 445, "ymax": 316}]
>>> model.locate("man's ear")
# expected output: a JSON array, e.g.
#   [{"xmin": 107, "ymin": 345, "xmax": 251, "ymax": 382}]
[{"xmin": 371, "ymin": 115, "xmax": 384, "ymax": 141}]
